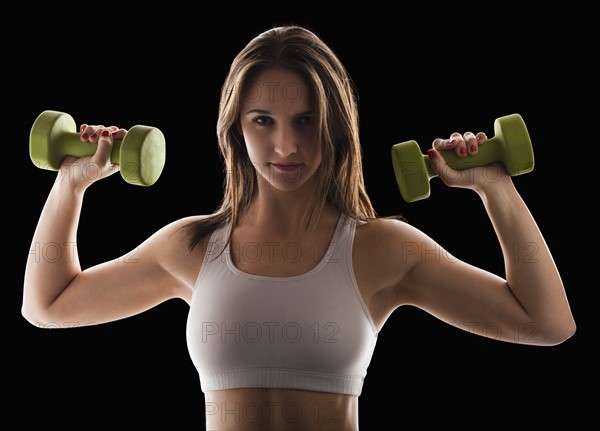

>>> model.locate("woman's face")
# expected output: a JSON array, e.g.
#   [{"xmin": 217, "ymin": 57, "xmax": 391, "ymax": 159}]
[{"xmin": 239, "ymin": 66, "xmax": 320, "ymax": 192}]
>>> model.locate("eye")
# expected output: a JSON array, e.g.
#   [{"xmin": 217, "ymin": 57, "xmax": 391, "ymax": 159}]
[
  {"xmin": 254, "ymin": 116, "xmax": 273, "ymax": 126},
  {"xmin": 296, "ymin": 115, "xmax": 314, "ymax": 125}
]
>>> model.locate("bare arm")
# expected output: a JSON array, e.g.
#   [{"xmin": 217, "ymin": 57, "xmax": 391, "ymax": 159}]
[
  {"xmin": 399, "ymin": 180, "xmax": 575, "ymax": 346},
  {"xmin": 372, "ymin": 131, "xmax": 575, "ymax": 345},
  {"xmin": 477, "ymin": 172, "xmax": 574, "ymax": 342},
  {"xmin": 22, "ymin": 126, "xmax": 193, "ymax": 328}
]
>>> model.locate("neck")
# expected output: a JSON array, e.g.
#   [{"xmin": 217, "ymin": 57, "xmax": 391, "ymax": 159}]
[{"xmin": 242, "ymin": 177, "xmax": 333, "ymax": 234}]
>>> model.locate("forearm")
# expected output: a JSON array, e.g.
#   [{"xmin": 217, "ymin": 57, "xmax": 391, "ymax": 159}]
[
  {"xmin": 23, "ymin": 176, "xmax": 85, "ymax": 323},
  {"xmin": 478, "ymin": 178, "xmax": 575, "ymax": 342}
]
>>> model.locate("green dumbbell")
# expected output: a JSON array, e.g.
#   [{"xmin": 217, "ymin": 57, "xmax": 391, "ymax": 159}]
[
  {"xmin": 30, "ymin": 110, "xmax": 166, "ymax": 186},
  {"xmin": 391, "ymin": 113, "xmax": 534, "ymax": 202}
]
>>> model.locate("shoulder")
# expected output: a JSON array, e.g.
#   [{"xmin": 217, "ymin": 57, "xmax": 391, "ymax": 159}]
[
  {"xmin": 350, "ymin": 217, "xmax": 441, "ymax": 318},
  {"xmin": 352, "ymin": 216, "xmax": 442, "ymax": 274},
  {"xmin": 141, "ymin": 215, "xmax": 219, "ymax": 295},
  {"xmin": 148, "ymin": 214, "xmax": 215, "ymax": 240},
  {"xmin": 354, "ymin": 216, "xmax": 433, "ymax": 248},
  {"xmin": 141, "ymin": 214, "xmax": 217, "ymax": 257}
]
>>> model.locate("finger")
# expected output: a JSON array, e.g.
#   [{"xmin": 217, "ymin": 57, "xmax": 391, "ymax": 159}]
[
  {"xmin": 80, "ymin": 125, "xmax": 105, "ymax": 142},
  {"xmin": 90, "ymin": 129, "xmax": 114, "ymax": 169},
  {"xmin": 433, "ymin": 135, "xmax": 459, "ymax": 151},
  {"xmin": 476, "ymin": 132, "xmax": 487, "ymax": 146},
  {"xmin": 87, "ymin": 125, "xmax": 106, "ymax": 143},
  {"xmin": 427, "ymin": 147, "xmax": 445, "ymax": 170},
  {"xmin": 80, "ymin": 125, "xmax": 93, "ymax": 141},
  {"xmin": 464, "ymin": 131, "xmax": 478, "ymax": 155},
  {"xmin": 109, "ymin": 127, "xmax": 128, "ymax": 140},
  {"xmin": 448, "ymin": 132, "xmax": 467, "ymax": 157},
  {"xmin": 432, "ymin": 138, "xmax": 446, "ymax": 151}
]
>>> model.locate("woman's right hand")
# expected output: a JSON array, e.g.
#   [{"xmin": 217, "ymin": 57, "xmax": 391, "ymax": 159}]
[{"xmin": 59, "ymin": 124, "xmax": 128, "ymax": 191}]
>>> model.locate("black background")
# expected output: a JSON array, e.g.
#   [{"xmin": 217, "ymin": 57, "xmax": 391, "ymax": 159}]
[{"xmin": 9, "ymin": 6, "xmax": 592, "ymax": 430}]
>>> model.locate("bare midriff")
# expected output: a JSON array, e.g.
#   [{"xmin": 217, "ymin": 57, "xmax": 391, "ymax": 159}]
[{"xmin": 203, "ymin": 388, "xmax": 359, "ymax": 430}]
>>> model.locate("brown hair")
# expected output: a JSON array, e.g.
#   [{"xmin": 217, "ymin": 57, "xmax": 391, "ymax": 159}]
[{"xmin": 183, "ymin": 25, "xmax": 379, "ymax": 252}]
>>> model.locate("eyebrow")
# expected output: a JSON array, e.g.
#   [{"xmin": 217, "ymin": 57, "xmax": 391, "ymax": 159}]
[{"xmin": 244, "ymin": 109, "xmax": 314, "ymax": 117}]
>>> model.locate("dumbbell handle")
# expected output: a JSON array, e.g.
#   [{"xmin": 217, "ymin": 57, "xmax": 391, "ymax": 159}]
[
  {"xmin": 41, "ymin": 130, "xmax": 124, "ymax": 168},
  {"xmin": 422, "ymin": 135, "xmax": 506, "ymax": 178}
]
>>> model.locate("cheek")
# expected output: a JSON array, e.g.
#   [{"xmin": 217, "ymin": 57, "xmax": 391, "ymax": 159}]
[
  {"xmin": 307, "ymin": 140, "xmax": 322, "ymax": 165},
  {"xmin": 242, "ymin": 129, "xmax": 265, "ymax": 159},
  {"xmin": 313, "ymin": 154, "xmax": 323, "ymax": 172}
]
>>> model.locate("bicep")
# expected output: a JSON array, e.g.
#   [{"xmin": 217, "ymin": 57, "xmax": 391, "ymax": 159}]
[
  {"xmin": 401, "ymin": 254, "xmax": 533, "ymax": 343},
  {"xmin": 45, "ymin": 246, "xmax": 184, "ymax": 328}
]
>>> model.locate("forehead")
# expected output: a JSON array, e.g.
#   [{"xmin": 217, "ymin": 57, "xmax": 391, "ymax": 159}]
[{"xmin": 242, "ymin": 67, "xmax": 311, "ymax": 108}]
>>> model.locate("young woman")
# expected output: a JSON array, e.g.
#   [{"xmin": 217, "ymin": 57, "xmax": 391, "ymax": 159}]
[{"xmin": 23, "ymin": 25, "xmax": 575, "ymax": 430}]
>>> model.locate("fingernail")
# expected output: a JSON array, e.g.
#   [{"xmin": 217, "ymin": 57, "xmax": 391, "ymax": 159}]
[
  {"xmin": 101, "ymin": 130, "xmax": 110, "ymax": 137},
  {"xmin": 459, "ymin": 147, "xmax": 467, "ymax": 155},
  {"xmin": 81, "ymin": 133, "xmax": 89, "ymax": 139},
  {"xmin": 427, "ymin": 149, "xmax": 436, "ymax": 159},
  {"xmin": 470, "ymin": 145, "xmax": 477, "ymax": 153}
]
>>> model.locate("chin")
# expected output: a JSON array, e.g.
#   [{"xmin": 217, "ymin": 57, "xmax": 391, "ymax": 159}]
[
  {"xmin": 269, "ymin": 178, "xmax": 311, "ymax": 192},
  {"xmin": 269, "ymin": 170, "xmax": 317, "ymax": 191}
]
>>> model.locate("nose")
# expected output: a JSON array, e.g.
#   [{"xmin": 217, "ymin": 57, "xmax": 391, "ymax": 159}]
[{"xmin": 273, "ymin": 123, "xmax": 298, "ymax": 157}]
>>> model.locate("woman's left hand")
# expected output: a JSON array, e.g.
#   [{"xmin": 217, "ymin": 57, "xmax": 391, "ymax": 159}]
[{"xmin": 428, "ymin": 131, "xmax": 510, "ymax": 193}]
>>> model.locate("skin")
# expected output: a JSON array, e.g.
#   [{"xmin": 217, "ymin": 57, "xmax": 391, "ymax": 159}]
[{"xmin": 22, "ymin": 67, "xmax": 575, "ymax": 430}]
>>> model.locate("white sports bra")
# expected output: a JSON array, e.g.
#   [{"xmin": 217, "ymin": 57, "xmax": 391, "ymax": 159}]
[{"xmin": 186, "ymin": 214, "xmax": 378, "ymax": 396}]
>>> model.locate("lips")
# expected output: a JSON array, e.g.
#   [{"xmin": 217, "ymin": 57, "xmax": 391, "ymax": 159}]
[{"xmin": 271, "ymin": 163, "xmax": 301, "ymax": 172}]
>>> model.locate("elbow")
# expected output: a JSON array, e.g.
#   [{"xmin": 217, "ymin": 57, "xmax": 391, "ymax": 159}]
[
  {"xmin": 553, "ymin": 320, "xmax": 577, "ymax": 345},
  {"xmin": 21, "ymin": 305, "xmax": 41, "ymax": 328},
  {"xmin": 536, "ymin": 319, "xmax": 577, "ymax": 346},
  {"xmin": 21, "ymin": 284, "xmax": 64, "ymax": 328},
  {"xmin": 21, "ymin": 304, "xmax": 46, "ymax": 328},
  {"xmin": 21, "ymin": 302, "xmax": 57, "ymax": 329}
]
